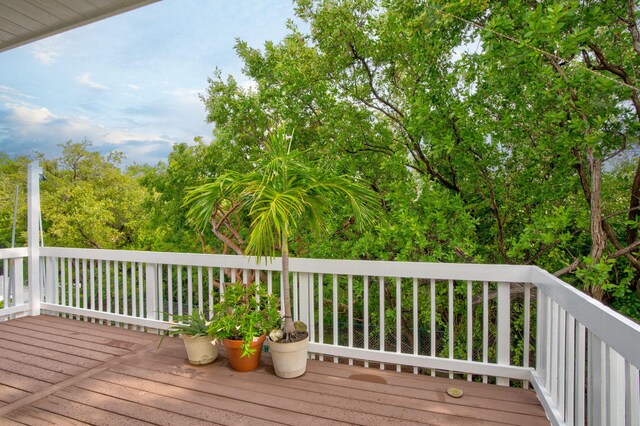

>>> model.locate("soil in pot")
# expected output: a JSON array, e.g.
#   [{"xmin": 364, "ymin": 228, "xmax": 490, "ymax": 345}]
[{"xmin": 223, "ymin": 334, "xmax": 266, "ymax": 371}]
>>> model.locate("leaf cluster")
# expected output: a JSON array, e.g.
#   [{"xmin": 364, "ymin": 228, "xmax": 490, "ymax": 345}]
[
  {"xmin": 165, "ymin": 310, "xmax": 210, "ymax": 337},
  {"xmin": 207, "ymin": 282, "xmax": 282, "ymax": 357}
]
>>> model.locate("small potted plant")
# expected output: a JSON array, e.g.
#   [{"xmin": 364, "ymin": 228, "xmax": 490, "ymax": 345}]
[
  {"xmin": 163, "ymin": 310, "xmax": 218, "ymax": 365},
  {"xmin": 207, "ymin": 282, "xmax": 281, "ymax": 372}
]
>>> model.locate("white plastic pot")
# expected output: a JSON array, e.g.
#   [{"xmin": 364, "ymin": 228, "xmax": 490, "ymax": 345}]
[
  {"xmin": 269, "ymin": 336, "xmax": 309, "ymax": 378},
  {"xmin": 182, "ymin": 335, "xmax": 218, "ymax": 365}
]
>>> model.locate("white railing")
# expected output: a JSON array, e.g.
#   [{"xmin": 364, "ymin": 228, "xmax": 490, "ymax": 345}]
[
  {"xmin": 13, "ymin": 246, "xmax": 640, "ymax": 426},
  {"xmin": 0, "ymin": 247, "xmax": 28, "ymax": 319},
  {"xmin": 532, "ymin": 269, "xmax": 640, "ymax": 426}
]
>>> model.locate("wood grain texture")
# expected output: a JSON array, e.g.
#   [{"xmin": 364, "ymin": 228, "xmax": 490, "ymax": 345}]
[{"xmin": 0, "ymin": 315, "xmax": 550, "ymax": 426}]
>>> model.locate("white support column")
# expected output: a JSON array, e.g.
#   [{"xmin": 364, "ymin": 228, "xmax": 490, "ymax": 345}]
[
  {"xmin": 45, "ymin": 256, "xmax": 55, "ymax": 303},
  {"xmin": 496, "ymin": 281, "xmax": 511, "ymax": 386},
  {"xmin": 298, "ymin": 272, "xmax": 310, "ymax": 328},
  {"xmin": 11, "ymin": 258, "xmax": 24, "ymax": 306},
  {"xmin": 27, "ymin": 162, "xmax": 42, "ymax": 316},
  {"xmin": 588, "ymin": 332, "xmax": 604, "ymax": 426},
  {"xmin": 145, "ymin": 263, "xmax": 158, "ymax": 320}
]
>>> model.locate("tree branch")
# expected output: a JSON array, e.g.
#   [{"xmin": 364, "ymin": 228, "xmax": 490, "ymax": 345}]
[
  {"xmin": 626, "ymin": 0, "xmax": 640, "ymax": 56},
  {"xmin": 607, "ymin": 239, "xmax": 640, "ymax": 260},
  {"xmin": 554, "ymin": 258, "xmax": 581, "ymax": 277}
]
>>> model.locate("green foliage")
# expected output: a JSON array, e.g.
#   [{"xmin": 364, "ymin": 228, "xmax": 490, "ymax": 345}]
[
  {"xmin": 186, "ymin": 127, "xmax": 380, "ymax": 336},
  {"xmin": 185, "ymin": 127, "xmax": 380, "ymax": 259},
  {"xmin": 136, "ymin": 138, "xmax": 225, "ymax": 253},
  {"xmin": 166, "ymin": 310, "xmax": 210, "ymax": 337},
  {"xmin": 196, "ymin": 0, "xmax": 640, "ymax": 319},
  {"xmin": 39, "ymin": 140, "xmax": 149, "ymax": 249},
  {"xmin": 0, "ymin": 154, "xmax": 29, "ymax": 248},
  {"xmin": 207, "ymin": 282, "xmax": 281, "ymax": 357}
]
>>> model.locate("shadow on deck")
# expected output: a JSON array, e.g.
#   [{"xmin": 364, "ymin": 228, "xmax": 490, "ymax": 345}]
[{"xmin": 0, "ymin": 315, "xmax": 549, "ymax": 425}]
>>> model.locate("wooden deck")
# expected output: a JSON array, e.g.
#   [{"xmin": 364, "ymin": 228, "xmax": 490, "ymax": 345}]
[{"xmin": 0, "ymin": 315, "xmax": 549, "ymax": 425}]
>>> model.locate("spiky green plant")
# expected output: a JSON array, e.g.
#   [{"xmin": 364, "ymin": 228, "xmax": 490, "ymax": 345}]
[{"xmin": 165, "ymin": 310, "xmax": 210, "ymax": 337}]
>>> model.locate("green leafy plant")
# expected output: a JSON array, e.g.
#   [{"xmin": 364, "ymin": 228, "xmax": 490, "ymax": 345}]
[{"xmin": 207, "ymin": 282, "xmax": 281, "ymax": 357}]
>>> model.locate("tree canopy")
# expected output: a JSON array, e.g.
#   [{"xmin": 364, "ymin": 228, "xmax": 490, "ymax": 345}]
[{"xmin": 1, "ymin": 0, "xmax": 639, "ymax": 319}]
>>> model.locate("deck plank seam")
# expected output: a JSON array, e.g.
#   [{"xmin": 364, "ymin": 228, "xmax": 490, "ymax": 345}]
[
  {"xmin": 0, "ymin": 339, "xmax": 159, "ymax": 419},
  {"xmin": 0, "ymin": 324, "xmax": 130, "ymax": 356},
  {"xmin": 158, "ymin": 346, "xmax": 539, "ymax": 412},
  {"xmin": 3, "ymin": 320, "xmax": 144, "ymax": 349},
  {"xmin": 152, "ymin": 348, "xmax": 547, "ymax": 420},
  {"xmin": 19, "ymin": 315, "xmax": 160, "ymax": 342},
  {"xmin": 117, "ymin": 353, "xmax": 534, "ymax": 426},
  {"xmin": 103, "ymin": 360, "xmax": 430, "ymax": 426}
]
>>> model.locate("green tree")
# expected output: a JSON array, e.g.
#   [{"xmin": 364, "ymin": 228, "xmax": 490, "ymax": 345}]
[
  {"xmin": 0, "ymin": 154, "xmax": 29, "ymax": 248},
  {"xmin": 39, "ymin": 140, "xmax": 148, "ymax": 249},
  {"xmin": 185, "ymin": 127, "xmax": 379, "ymax": 337},
  {"xmin": 200, "ymin": 0, "xmax": 640, "ymax": 310}
]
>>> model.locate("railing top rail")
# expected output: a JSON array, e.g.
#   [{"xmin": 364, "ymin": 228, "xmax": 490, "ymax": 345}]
[
  {"xmin": 532, "ymin": 267, "xmax": 640, "ymax": 369},
  {"xmin": 40, "ymin": 247, "xmax": 267, "ymax": 270},
  {"xmin": 40, "ymin": 247, "xmax": 533, "ymax": 282},
  {"xmin": 290, "ymin": 257, "xmax": 533, "ymax": 282},
  {"xmin": 0, "ymin": 247, "xmax": 28, "ymax": 259}
]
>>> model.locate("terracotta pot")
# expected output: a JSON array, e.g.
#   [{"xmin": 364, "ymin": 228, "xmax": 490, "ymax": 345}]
[
  {"xmin": 182, "ymin": 335, "xmax": 218, "ymax": 365},
  {"xmin": 269, "ymin": 336, "xmax": 309, "ymax": 378},
  {"xmin": 222, "ymin": 334, "xmax": 266, "ymax": 372}
]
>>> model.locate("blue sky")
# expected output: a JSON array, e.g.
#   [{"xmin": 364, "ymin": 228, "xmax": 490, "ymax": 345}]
[{"xmin": 0, "ymin": 1, "xmax": 298, "ymax": 166}]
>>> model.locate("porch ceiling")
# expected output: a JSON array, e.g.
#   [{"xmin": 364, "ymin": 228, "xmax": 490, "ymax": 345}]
[{"xmin": 0, "ymin": 0, "xmax": 159, "ymax": 53}]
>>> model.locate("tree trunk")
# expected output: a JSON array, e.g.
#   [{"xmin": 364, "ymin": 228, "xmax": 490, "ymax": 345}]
[
  {"xmin": 587, "ymin": 149, "xmax": 606, "ymax": 301},
  {"xmin": 281, "ymin": 236, "xmax": 296, "ymax": 336}
]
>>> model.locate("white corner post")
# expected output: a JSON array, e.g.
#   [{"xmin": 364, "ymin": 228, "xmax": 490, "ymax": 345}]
[{"xmin": 27, "ymin": 162, "xmax": 42, "ymax": 316}]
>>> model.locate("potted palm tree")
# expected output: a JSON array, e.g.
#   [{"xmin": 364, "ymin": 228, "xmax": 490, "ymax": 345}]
[
  {"xmin": 207, "ymin": 282, "xmax": 281, "ymax": 371},
  {"xmin": 185, "ymin": 126, "xmax": 378, "ymax": 378},
  {"xmin": 163, "ymin": 310, "xmax": 218, "ymax": 365}
]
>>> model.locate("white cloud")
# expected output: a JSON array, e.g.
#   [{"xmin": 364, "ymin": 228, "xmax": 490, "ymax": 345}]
[
  {"xmin": 126, "ymin": 84, "xmax": 141, "ymax": 90},
  {"xmin": 1, "ymin": 101, "xmax": 180, "ymax": 166},
  {"xmin": 7, "ymin": 103, "xmax": 56, "ymax": 126},
  {"xmin": 165, "ymin": 87, "xmax": 200, "ymax": 100},
  {"xmin": 77, "ymin": 73, "xmax": 109, "ymax": 90},
  {"xmin": 0, "ymin": 85, "xmax": 35, "ymax": 99},
  {"xmin": 32, "ymin": 40, "xmax": 63, "ymax": 65},
  {"xmin": 101, "ymin": 130, "xmax": 166, "ymax": 146}
]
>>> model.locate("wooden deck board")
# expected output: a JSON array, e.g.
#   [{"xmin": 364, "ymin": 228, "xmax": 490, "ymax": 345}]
[
  {"xmin": 0, "ymin": 315, "xmax": 550, "ymax": 426},
  {"xmin": 7, "ymin": 318, "xmax": 141, "ymax": 350},
  {"xmin": 0, "ymin": 339, "xmax": 101, "ymax": 369},
  {"xmin": 111, "ymin": 360, "xmax": 424, "ymax": 426},
  {"xmin": 30, "ymin": 395, "xmax": 151, "ymax": 426},
  {"xmin": 138, "ymin": 349, "xmax": 519, "ymax": 425},
  {"xmin": 19, "ymin": 315, "xmax": 158, "ymax": 344},
  {"xmin": 0, "ymin": 385, "xmax": 30, "ymax": 405},
  {"xmin": 0, "ymin": 329, "xmax": 113, "ymax": 362},
  {"xmin": 0, "ymin": 322, "xmax": 130, "ymax": 356},
  {"xmin": 0, "ymin": 347, "xmax": 88, "ymax": 376},
  {"xmin": 5, "ymin": 405, "xmax": 91, "ymax": 425}
]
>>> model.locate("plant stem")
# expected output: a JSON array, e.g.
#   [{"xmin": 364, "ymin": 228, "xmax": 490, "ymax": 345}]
[{"xmin": 281, "ymin": 234, "xmax": 295, "ymax": 336}]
